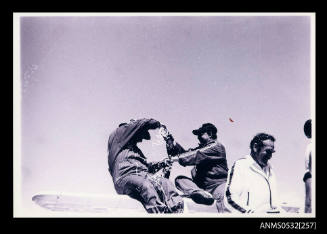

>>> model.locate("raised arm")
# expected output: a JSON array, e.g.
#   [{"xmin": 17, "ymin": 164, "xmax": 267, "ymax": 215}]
[{"xmin": 176, "ymin": 142, "xmax": 226, "ymax": 166}]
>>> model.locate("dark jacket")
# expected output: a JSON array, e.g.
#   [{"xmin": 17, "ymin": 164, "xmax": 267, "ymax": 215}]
[
  {"xmin": 171, "ymin": 139, "xmax": 228, "ymax": 189},
  {"xmin": 107, "ymin": 118, "xmax": 160, "ymax": 179}
]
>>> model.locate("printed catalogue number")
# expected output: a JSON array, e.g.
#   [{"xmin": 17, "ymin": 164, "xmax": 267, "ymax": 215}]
[{"xmin": 260, "ymin": 222, "xmax": 316, "ymax": 230}]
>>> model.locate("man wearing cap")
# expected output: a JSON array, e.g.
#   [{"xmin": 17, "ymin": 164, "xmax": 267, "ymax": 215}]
[
  {"xmin": 107, "ymin": 118, "xmax": 184, "ymax": 213},
  {"xmin": 164, "ymin": 123, "xmax": 229, "ymax": 213}
]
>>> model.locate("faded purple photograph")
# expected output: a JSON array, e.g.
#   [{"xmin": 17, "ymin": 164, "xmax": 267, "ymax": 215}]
[{"xmin": 16, "ymin": 14, "xmax": 313, "ymax": 217}]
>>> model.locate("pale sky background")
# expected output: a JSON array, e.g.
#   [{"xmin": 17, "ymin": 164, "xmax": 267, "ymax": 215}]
[{"xmin": 17, "ymin": 15, "xmax": 312, "ymax": 214}]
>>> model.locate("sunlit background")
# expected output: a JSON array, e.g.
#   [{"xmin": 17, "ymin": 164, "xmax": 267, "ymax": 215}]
[{"xmin": 17, "ymin": 15, "xmax": 312, "ymax": 215}]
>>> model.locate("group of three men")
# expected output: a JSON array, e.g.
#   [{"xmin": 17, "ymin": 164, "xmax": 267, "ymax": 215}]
[{"xmin": 107, "ymin": 118, "xmax": 282, "ymax": 214}]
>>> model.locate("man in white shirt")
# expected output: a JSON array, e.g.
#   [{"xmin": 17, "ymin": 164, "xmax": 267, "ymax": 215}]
[
  {"xmin": 224, "ymin": 133, "xmax": 281, "ymax": 213},
  {"xmin": 303, "ymin": 119, "xmax": 312, "ymax": 213}
]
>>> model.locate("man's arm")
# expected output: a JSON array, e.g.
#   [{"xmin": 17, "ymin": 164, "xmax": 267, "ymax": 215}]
[
  {"xmin": 117, "ymin": 118, "xmax": 160, "ymax": 144},
  {"xmin": 148, "ymin": 158, "xmax": 173, "ymax": 174},
  {"xmin": 160, "ymin": 125, "xmax": 187, "ymax": 156},
  {"xmin": 141, "ymin": 118, "xmax": 161, "ymax": 130},
  {"xmin": 165, "ymin": 137, "xmax": 187, "ymax": 156},
  {"xmin": 177, "ymin": 142, "xmax": 226, "ymax": 166}
]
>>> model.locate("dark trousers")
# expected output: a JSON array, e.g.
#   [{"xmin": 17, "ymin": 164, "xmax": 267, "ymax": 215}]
[
  {"xmin": 175, "ymin": 175, "xmax": 229, "ymax": 213},
  {"xmin": 304, "ymin": 178, "xmax": 312, "ymax": 213},
  {"xmin": 115, "ymin": 172, "xmax": 184, "ymax": 213}
]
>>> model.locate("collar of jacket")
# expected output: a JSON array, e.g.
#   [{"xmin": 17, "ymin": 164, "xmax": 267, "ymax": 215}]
[
  {"xmin": 198, "ymin": 139, "xmax": 217, "ymax": 148},
  {"xmin": 246, "ymin": 154, "xmax": 272, "ymax": 179}
]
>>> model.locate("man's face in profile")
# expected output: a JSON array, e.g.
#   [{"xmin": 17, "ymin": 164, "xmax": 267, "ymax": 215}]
[{"xmin": 254, "ymin": 139, "xmax": 275, "ymax": 167}]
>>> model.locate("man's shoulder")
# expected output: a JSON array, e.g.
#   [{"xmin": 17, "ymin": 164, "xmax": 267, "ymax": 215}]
[
  {"xmin": 209, "ymin": 140, "xmax": 224, "ymax": 148},
  {"xmin": 211, "ymin": 141, "xmax": 226, "ymax": 151},
  {"xmin": 194, "ymin": 140, "xmax": 225, "ymax": 153},
  {"xmin": 213, "ymin": 140, "xmax": 224, "ymax": 146},
  {"xmin": 233, "ymin": 155, "xmax": 252, "ymax": 167}
]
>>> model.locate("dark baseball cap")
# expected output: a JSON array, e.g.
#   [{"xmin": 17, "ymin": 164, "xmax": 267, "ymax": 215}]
[{"xmin": 192, "ymin": 123, "xmax": 217, "ymax": 135}]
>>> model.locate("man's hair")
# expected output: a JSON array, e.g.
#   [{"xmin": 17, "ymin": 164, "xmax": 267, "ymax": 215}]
[
  {"xmin": 250, "ymin": 133, "xmax": 276, "ymax": 154},
  {"xmin": 304, "ymin": 119, "xmax": 312, "ymax": 139}
]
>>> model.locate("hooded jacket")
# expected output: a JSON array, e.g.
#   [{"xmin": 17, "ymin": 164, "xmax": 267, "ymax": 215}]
[
  {"xmin": 107, "ymin": 118, "xmax": 160, "ymax": 177},
  {"xmin": 224, "ymin": 155, "xmax": 280, "ymax": 213}
]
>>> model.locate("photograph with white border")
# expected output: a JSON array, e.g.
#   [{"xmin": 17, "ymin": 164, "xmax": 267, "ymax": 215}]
[{"xmin": 13, "ymin": 12, "xmax": 315, "ymax": 218}]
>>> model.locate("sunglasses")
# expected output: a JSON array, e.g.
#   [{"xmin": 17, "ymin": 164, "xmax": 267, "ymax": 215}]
[{"xmin": 265, "ymin": 149, "xmax": 275, "ymax": 155}]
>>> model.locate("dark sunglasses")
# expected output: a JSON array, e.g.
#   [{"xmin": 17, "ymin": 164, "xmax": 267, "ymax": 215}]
[{"xmin": 265, "ymin": 149, "xmax": 275, "ymax": 154}]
